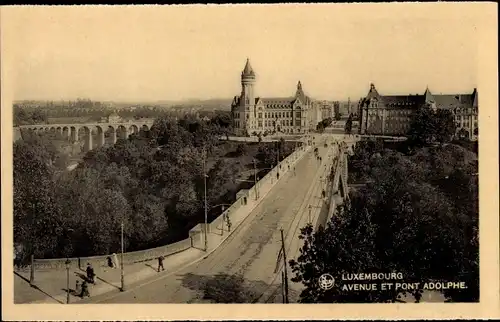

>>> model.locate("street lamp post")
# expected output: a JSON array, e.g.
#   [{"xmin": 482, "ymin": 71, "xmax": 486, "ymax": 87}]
[
  {"xmin": 120, "ymin": 220, "xmax": 125, "ymax": 291},
  {"xmin": 308, "ymin": 205, "xmax": 312, "ymax": 224},
  {"xmin": 221, "ymin": 205, "xmax": 225, "ymax": 236},
  {"xmin": 203, "ymin": 147, "xmax": 208, "ymax": 252},
  {"xmin": 65, "ymin": 258, "xmax": 71, "ymax": 304},
  {"xmin": 253, "ymin": 159, "xmax": 258, "ymax": 200}
]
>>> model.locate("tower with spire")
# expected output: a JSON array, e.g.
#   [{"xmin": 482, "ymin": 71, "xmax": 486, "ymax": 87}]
[
  {"xmin": 231, "ymin": 58, "xmax": 317, "ymax": 136},
  {"xmin": 241, "ymin": 58, "xmax": 256, "ymax": 110}
]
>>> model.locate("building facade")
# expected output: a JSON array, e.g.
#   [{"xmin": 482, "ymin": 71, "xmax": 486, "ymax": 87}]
[
  {"xmin": 231, "ymin": 59, "xmax": 321, "ymax": 136},
  {"xmin": 359, "ymin": 83, "xmax": 478, "ymax": 140}
]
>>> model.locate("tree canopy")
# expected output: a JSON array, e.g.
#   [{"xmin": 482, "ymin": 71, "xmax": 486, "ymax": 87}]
[
  {"xmin": 14, "ymin": 116, "xmax": 294, "ymax": 262},
  {"xmin": 290, "ymin": 142, "xmax": 478, "ymax": 303},
  {"xmin": 407, "ymin": 105, "xmax": 456, "ymax": 145}
]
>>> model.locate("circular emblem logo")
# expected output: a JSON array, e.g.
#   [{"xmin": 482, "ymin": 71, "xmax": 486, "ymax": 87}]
[{"xmin": 318, "ymin": 273, "xmax": 335, "ymax": 290}]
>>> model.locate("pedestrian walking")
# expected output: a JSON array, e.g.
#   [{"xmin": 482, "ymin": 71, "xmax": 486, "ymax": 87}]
[
  {"xmin": 86, "ymin": 263, "xmax": 95, "ymax": 284},
  {"xmin": 106, "ymin": 256, "xmax": 113, "ymax": 268},
  {"xmin": 75, "ymin": 280, "xmax": 81, "ymax": 296},
  {"xmin": 80, "ymin": 281, "xmax": 90, "ymax": 298},
  {"xmin": 157, "ymin": 255, "xmax": 165, "ymax": 272},
  {"xmin": 112, "ymin": 253, "xmax": 119, "ymax": 269}
]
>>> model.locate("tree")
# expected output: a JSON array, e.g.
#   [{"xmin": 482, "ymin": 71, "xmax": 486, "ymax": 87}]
[
  {"xmin": 206, "ymin": 159, "xmax": 239, "ymax": 207},
  {"xmin": 408, "ymin": 105, "xmax": 456, "ymax": 145},
  {"xmin": 408, "ymin": 105, "xmax": 436, "ymax": 145},
  {"xmin": 290, "ymin": 150, "xmax": 478, "ymax": 303},
  {"xmin": 235, "ymin": 143, "xmax": 247, "ymax": 156},
  {"xmin": 316, "ymin": 122, "xmax": 325, "ymax": 133},
  {"xmin": 345, "ymin": 114, "xmax": 353, "ymax": 135},
  {"xmin": 457, "ymin": 128, "xmax": 469, "ymax": 141},
  {"xmin": 434, "ymin": 109, "xmax": 456, "ymax": 142},
  {"xmin": 210, "ymin": 111, "xmax": 233, "ymax": 140},
  {"xmin": 14, "ymin": 139, "xmax": 63, "ymax": 262},
  {"xmin": 334, "ymin": 109, "xmax": 341, "ymax": 121}
]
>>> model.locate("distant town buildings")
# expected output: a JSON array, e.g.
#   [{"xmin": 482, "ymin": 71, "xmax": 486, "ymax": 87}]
[
  {"xmin": 358, "ymin": 83, "xmax": 478, "ymax": 140},
  {"xmin": 100, "ymin": 111, "xmax": 122, "ymax": 123},
  {"xmin": 231, "ymin": 59, "xmax": 323, "ymax": 136},
  {"xmin": 315, "ymin": 100, "xmax": 340, "ymax": 120}
]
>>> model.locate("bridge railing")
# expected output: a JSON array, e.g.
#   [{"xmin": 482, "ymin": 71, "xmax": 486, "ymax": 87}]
[{"xmin": 207, "ymin": 145, "xmax": 307, "ymax": 236}]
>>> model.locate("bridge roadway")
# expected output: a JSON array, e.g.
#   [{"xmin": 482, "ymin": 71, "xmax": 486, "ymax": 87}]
[{"xmin": 91, "ymin": 135, "xmax": 337, "ymax": 304}]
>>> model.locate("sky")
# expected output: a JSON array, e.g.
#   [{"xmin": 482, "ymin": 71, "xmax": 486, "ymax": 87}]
[{"xmin": 3, "ymin": 4, "xmax": 485, "ymax": 102}]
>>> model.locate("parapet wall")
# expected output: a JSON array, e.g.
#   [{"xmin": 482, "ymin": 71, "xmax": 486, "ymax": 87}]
[{"xmin": 29, "ymin": 238, "xmax": 192, "ymax": 271}]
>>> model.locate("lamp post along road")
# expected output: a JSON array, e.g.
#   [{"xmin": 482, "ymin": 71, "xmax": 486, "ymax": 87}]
[
  {"xmin": 253, "ymin": 159, "xmax": 258, "ymax": 200},
  {"xmin": 120, "ymin": 220, "xmax": 125, "ymax": 291},
  {"xmin": 65, "ymin": 258, "xmax": 71, "ymax": 304},
  {"xmin": 203, "ymin": 147, "xmax": 208, "ymax": 251},
  {"xmin": 221, "ymin": 205, "xmax": 225, "ymax": 236}
]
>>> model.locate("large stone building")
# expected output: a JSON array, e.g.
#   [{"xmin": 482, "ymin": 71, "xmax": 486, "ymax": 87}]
[
  {"xmin": 359, "ymin": 83, "xmax": 478, "ymax": 140},
  {"xmin": 231, "ymin": 59, "xmax": 321, "ymax": 136}
]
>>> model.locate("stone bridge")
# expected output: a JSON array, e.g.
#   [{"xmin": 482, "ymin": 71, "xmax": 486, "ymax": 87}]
[
  {"xmin": 18, "ymin": 121, "xmax": 156, "ymax": 151},
  {"xmin": 325, "ymin": 139, "xmax": 355, "ymax": 223}
]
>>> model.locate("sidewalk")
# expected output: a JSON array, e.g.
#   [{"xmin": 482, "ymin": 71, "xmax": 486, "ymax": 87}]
[
  {"xmin": 15, "ymin": 247, "xmax": 205, "ymax": 304},
  {"xmin": 14, "ymin": 146, "xmax": 311, "ymax": 304}
]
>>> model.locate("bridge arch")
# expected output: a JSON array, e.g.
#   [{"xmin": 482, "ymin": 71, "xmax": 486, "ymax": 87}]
[
  {"xmin": 69, "ymin": 126, "xmax": 78, "ymax": 142},
  {"xmin": 106, "ymin": 125, "xmax": 117, "ymax": 145},
  {"xmin": 95, "ymin": 125, "xmax": 105, "ymax": 148},
  {"xmin": 77, "ymin": 126, "xmax": 93, "ymax": 152},
  {"xmin": 128, "ymin": 124, "xmax": 139, "ymax": 136},
  {"xmin": 62, "ymin": 126, "xmax": 70, "ymax": 140},
  {"xmin": 116, "ymin": 125, "xmax": 129, "ymax": 141}
]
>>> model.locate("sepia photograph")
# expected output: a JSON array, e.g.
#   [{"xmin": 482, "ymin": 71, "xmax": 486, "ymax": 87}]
[{"xmin": 1, "ymin": 3, "xmax": 498, "ymax": 321}]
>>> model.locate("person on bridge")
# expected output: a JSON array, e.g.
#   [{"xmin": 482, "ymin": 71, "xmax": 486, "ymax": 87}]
[
  {"xmin": 75, "ymin": 280, "xmax": 81, "ymax": 296},
  {"xmin": 86, "ymin": 263, "xmax": 95, "ymax": 284},
  {"xmin": 80, "ymin": 280, "xmax": 90, "ymax": 298},
  {"xmin": 112, "ymin": 253, "xmax": 119, "ymax": 269},
  {"xmin": 157, "ymin": 255, "xmax": 165, "ymax": 272}
]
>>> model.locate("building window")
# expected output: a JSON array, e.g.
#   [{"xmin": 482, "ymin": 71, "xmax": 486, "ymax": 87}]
[
  {"xmin": 258, "ymin": 121, "xmax": 262, "ymax": 127},
  {"xmin": 258, "ymin": 113, "xmax": 262, "ymax": 118},
  {"xmin": 296, "ymin": 112, "xmax": 301, "ymax": 118}
]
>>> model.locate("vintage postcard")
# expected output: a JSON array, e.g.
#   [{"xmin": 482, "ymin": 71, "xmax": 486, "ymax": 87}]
[{"xmin": 1, "ymin": 3, "xmax": 499, "ymax": 320}]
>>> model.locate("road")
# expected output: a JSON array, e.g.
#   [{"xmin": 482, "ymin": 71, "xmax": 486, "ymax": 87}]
[{"xmin": 95, "ymin": 135, "xmax": 335, "ymax": 303}]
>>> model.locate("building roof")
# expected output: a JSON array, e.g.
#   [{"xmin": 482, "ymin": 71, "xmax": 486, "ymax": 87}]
[
  {"xmin": 242, "ymin": 58, "xmax": 255, "ymax": 77},
  {"xmin": 364, "ymin": 83, "xmax": 478, "ymax": 111}
]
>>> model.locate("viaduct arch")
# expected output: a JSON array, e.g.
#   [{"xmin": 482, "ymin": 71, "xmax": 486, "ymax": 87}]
[{"xmin": 18, "ymin": 121, "xmax": 155, "ymax": 152}]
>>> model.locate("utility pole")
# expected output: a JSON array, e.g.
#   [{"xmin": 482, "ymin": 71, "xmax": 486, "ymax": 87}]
[
  {"xmin": 203, "ymin": 147, "xmax": 208, "ymax": 251},
  {"xmin": 120, "ymin": 220, "xmax": 125, "ymax": 291},
  {"xmin": 308, "ymin": 205, "xmax": 312, "ymax": 224},
  {"xmin": 29, "ymin": 254, "xmax": 34, "ymax": 286},
  {"xmin": 65, "ymin": 258, "xmax": 70, "ymax": 304},
  {"xmin": 281, "ymin": 271, "xmax": 286, "ymax": 303},
  {"xmin": 280, "ymin": 228, "xmax": 289, "ymax": 303},
  {"xmin": 253, "ymin": 159, "xmax": 258, "ymax": 200},
  {"xmin": 221, "ymin": 205, "xmax": 225, "ymax": 237}
]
